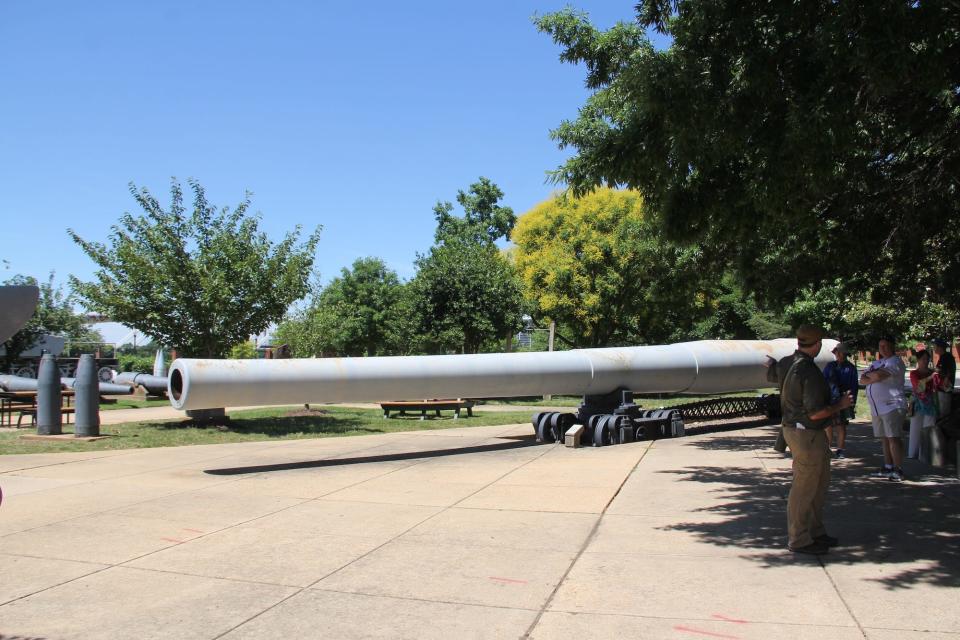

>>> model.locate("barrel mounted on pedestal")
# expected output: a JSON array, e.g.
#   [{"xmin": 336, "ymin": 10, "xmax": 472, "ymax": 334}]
[{"xmin": 533, "ymin": 389, "xmax": 685, "ymax": 447}]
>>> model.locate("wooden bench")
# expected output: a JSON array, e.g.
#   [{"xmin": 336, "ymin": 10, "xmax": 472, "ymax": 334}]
[
  {"xmin": 1, "ymin": 391, "xmax": 74, "ymax": 427},
  {"xmin": 18, "ymin": 407, "xmax": 76, "ymax": 427},
  {"xmin": 381, "ymin": 399, "xmax": 475, "ymax": 420},
  {"xmin": 0, "ymin": 394, "xmax": 39, "ymax": 426}
]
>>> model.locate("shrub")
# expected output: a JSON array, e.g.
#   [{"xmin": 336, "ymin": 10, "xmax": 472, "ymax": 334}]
[{"xmin": 117, "ymin": 354, "xmax": 155, "ymax": 373}]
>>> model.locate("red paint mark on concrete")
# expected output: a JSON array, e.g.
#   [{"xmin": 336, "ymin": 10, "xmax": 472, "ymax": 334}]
[
  {"xmin": 161, "ymin": 537, "xmax": 184, "ymax": 543},
  {"xmin": 673, "ymin": 625, "xmax": 741, "ymax": 639},
  {"xmin": 182, "ymin": 528, "xmax": 204, "ymax": 534},
  {"xmin": 711, "ymin": 614, "xmax": 749, "ymax": 624},
  {"xmin": 488, "ymin": 576, "xmax": 528, "ymax": 585}
]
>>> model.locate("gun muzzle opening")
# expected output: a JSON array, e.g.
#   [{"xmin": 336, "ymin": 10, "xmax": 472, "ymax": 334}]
[{"xmin": 170, "ymin": 369, "xmax": 184, "ymax": 402}]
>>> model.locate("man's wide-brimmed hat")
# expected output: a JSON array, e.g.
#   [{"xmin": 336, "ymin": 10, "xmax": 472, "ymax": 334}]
[{"xmin": 796, "ymin": 324, "xmax": 824, "ymax": 347}]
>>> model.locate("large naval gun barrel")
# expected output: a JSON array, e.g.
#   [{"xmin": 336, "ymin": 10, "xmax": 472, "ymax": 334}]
[
  {"xmin": 0, "ymin": 374, "xmax": 134, "ymax": 396},
  {"xmin": 169, "ymin": 338, "xmax": 836, "ymax": 411},
  {"xmin": 114, "ymin": 372, "xmax": 169, "ymax": 396}
]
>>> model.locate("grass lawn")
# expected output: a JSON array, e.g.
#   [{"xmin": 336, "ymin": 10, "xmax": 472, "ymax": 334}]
[
  {"xmin": 481, "ymin": 396, "xmax": 581, "ymax": 407},
  {"xmin": 0, "ymin": 407, "xmax": 536, "ymax": 455}
]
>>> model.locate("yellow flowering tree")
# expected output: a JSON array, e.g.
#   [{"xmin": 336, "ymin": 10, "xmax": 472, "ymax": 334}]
[{"xmin": 512, "ymin": 188, "xmax": 708, "ymax": 347}]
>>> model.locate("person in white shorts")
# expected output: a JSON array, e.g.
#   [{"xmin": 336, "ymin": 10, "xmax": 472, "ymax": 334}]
[{"xmin": 860, "ymin": 336, "xmax": 907, "ymax": 482}]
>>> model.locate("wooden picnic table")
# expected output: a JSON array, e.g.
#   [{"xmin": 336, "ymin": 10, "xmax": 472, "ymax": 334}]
[
  {"xmin": 380, "ymin": 399, "xmax": 475, "ymax": 420},
  {"xmin": 0, "ymin": 390, "xmax": 74, "ymax": 428}
]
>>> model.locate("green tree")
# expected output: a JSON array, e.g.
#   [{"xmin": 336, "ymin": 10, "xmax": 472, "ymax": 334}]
[
  {"xmin": 228, "ymin": 341, "xmax": 258, "ymax": 359},
  {"xmin": 329, "ymin": 258, "xmax": 404, "ymax": 356},
  {"xmin": 411, "ymin": 178, "xmax": 524, "ymax": 354},
  {"xmin": 784, "ymin": 280, "xmax": 960, "ymax": 349},
  {"xmin": 272, "ymin": 306, "xmax": 332, "ymax": 358},
  {"xmin": 690, "ymin": 273, "xmax": 790, "ymax": 341},
  {"xmin": 275, "ymin": 258, "xmax": 408, "ymax": 357},
  {"xmin": 1, "ymin": 273, "xmax": 103, "ymax": 371},
  {"xmin": 377, "ymin": 282, "xmax": 424, "ymax": 356},
  {"xmin": 69, "ymin": 179, "xmax": 321, "ymax": 358},
  {"xmin": 536, "ymin": 2, "xmax": 960, "ymax": 317},
  {"xmin": 433, "ymin": 177, "xmax": 516, "ymax": 246},
  {"xmin": 410, "ymin": 244, "xmax": 524, "ymax": 354}
]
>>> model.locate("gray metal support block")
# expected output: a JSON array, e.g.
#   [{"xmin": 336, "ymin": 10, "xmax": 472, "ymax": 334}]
[
  {"xmin": 73, "ymin": 354, "xmax": 100, "ymax": 437},
  {"xmin": 36, "ymin": 354, "xmax": 62, "ymax": 436}
]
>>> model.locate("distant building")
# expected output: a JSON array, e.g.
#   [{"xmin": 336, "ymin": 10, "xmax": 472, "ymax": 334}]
[{"xmin": 0, "ymin": 335, "xmax": 66, "ymax": 358}]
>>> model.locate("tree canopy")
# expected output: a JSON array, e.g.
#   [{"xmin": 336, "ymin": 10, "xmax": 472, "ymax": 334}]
[
  {"xmin": 69, "ymin": 179, "xmax": 321, "ymax": 358},
  {"xmin": 411, "ymin": 178, "xmax": 524, "ymax": 354},
  {"xmin": 536, "ymin": 2, "xmax": 960, "ymax": 331},
  {"xmin": 512, "ymin": 188, "xmax": 786, "ymax": 346},
  {"xmin": 410, "ymin": 243, "xmax": 524, "ymax": 354},
  {"xmin": 432, "ymin": 177, "xmax": 516, "ymax": 247},
  {"xmin": 275, "ymin": 258, "xmax": 411, "ymax": 357}
]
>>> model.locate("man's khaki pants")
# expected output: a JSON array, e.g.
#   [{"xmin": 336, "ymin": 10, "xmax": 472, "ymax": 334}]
[{"xmin": 782, "ymin": 426, "xmax": 831, "ymax": 548}]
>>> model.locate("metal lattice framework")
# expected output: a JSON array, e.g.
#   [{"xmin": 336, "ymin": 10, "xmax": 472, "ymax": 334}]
[{"xmin": 672, "ymin": 396, "xmax": 775, "ymax": 422}]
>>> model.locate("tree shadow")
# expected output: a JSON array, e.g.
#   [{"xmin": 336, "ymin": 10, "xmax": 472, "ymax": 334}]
[
  {"xmin": 149, "ymin": 413, "xmax": 388, "ymax": 437},
  {"xmin": 650, "ymin": 425, "xmax": 960, "ymax": 589},
  {"xmin": 148, "ymin": 407, "xmax": 486, "ymax": 437},
  {"xmin": 683, "ymin": 418, "xmax": 779, "ymax": 451}
]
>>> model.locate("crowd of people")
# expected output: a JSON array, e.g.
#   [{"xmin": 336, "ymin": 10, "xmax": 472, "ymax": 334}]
[
  {"xmin": 860, "ymin": 336, "xmax": 956, "ymax": 480},
  {"xmin": 770, "ymin": 326, "xmax": 956, "ymax": 555}
]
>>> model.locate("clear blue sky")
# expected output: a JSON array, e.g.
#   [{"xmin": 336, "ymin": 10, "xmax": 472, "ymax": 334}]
[{"xmin": 1, "ymin": 1, "xmax": 666, "ymax": 297}]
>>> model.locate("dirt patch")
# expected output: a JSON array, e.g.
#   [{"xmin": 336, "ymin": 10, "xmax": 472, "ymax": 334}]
[{"xmin": 283, "ymin": 407, "xmax": 331, "ymax": 418}]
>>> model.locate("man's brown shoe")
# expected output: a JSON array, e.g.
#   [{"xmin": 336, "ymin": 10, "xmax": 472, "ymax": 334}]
[
  {"xmin": 788, "ymin": 541, "xmax": 829, "ymax": 555},
  {"xmin": 815, "ymin": 534, "xmax": 839, "ymax": 547}
]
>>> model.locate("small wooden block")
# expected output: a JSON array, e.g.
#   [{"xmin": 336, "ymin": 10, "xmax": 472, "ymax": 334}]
[{"xmin": 564, "ymin": 424, "xmax": 584, "ymax": 448}]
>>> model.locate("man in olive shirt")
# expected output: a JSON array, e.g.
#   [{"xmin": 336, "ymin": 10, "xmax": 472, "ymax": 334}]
[
  {"xmin": 781, "ymin": 325, "xmax": 853, "ymax": 555},
  {"xmin": 766, "ymin": 352, "xmax": 797, "ymax": 452}
]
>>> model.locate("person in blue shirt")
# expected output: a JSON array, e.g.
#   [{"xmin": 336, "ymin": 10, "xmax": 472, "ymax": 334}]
[{"xmin": 822, "ymin": 342, "xmax": 858, "ymax": 458}]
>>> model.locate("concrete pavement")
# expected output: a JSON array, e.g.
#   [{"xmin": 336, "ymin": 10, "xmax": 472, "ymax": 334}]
[{"xmin": 1, "ymin": 418, "xmax": 958, "ymax": 639}]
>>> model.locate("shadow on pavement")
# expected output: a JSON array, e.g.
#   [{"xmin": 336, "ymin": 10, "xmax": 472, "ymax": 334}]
[
  {"xmin": 203, "ymin": 437, "xmax": 539, "ymax": 476},
  {"xmin": 657, "ymin": 424, "xmax": 960, "ymax": 590},
  {"xmin": 154, "ymin": 412, "xmax": 389, "ymax": 436},
  {"xmin": 683, "ymin": 417, "xmax": 776, "ymax": 448}
]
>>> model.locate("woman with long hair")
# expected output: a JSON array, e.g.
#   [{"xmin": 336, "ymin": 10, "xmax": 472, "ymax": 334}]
[{"xmin": 908, "ymin": 346, "xmax": 938, "ymax": 461}]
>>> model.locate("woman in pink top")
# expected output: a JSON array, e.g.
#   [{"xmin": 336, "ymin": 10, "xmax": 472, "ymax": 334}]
[{"xmin": 908, "ymin": 347, "xmax": 938, "ymax": 461}]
